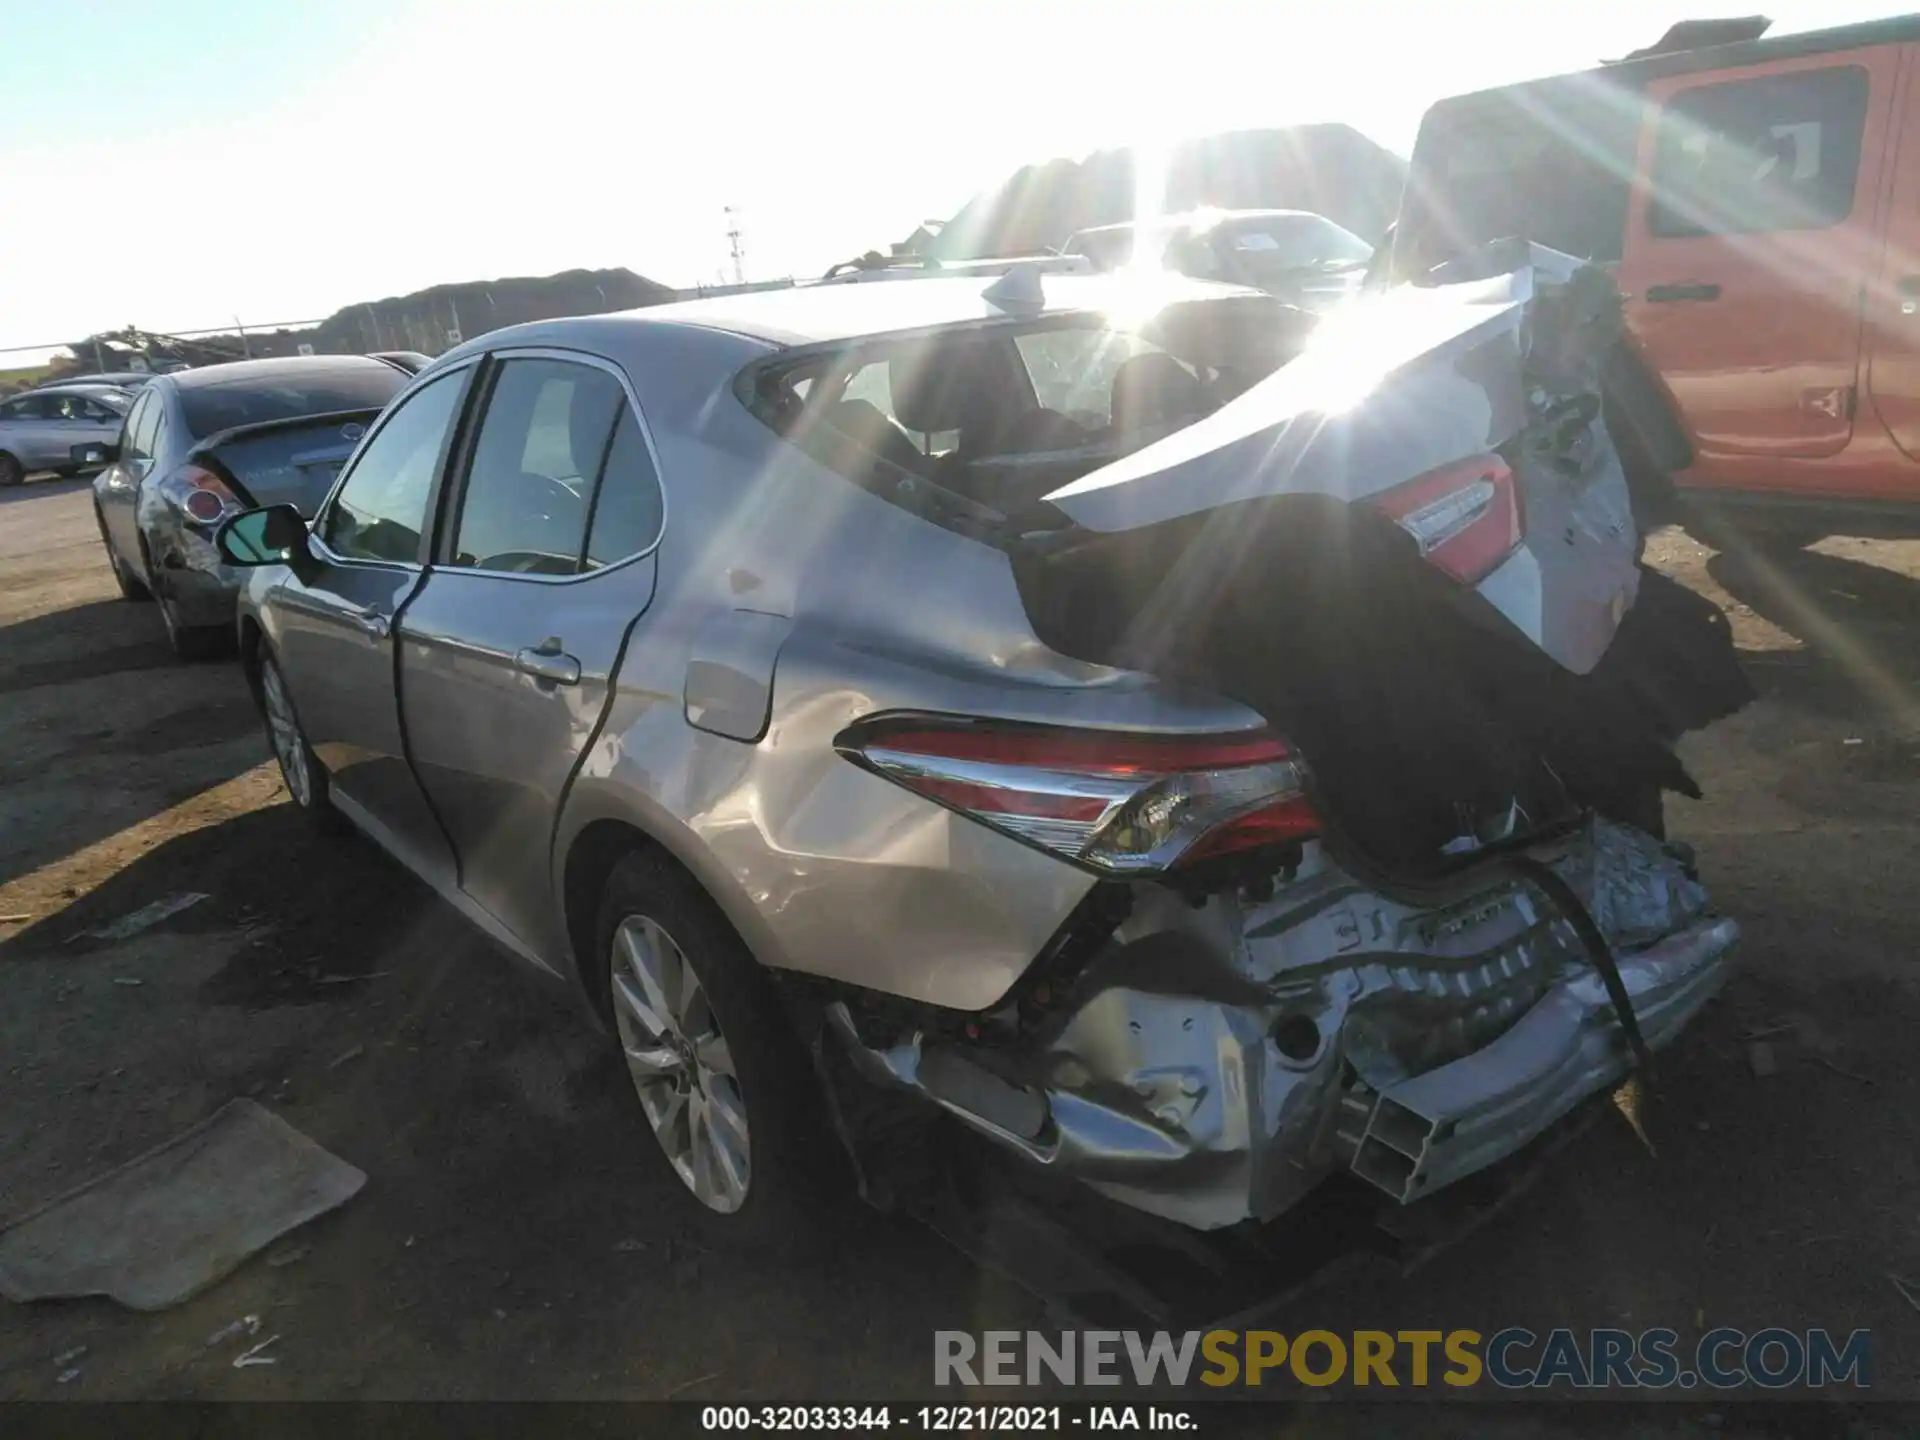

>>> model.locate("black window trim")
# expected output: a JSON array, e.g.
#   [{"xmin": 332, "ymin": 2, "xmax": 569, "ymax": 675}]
[
  {"xmin": 1646, "ymin": 62, "xmax": 1872, "ymax": 240},
  {"xmin": 427, "ymin": 344, "xmax": 667, "ymax": 587},
  {"xmin": 121, "ymin": 389, "xmax": 156, "ymax": 460},
  {"xmin": 308, "ymin": 359, "xmax": 482, "ymax": 574}
]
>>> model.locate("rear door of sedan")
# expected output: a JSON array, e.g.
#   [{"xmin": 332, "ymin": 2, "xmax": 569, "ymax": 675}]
[{"xmin": 396, "ymin": 349, "xmax": 666, "ymax": 963}]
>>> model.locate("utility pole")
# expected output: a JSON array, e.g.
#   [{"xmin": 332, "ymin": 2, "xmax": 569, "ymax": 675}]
[
  {"xmin": 725, "ymin": 205, "xmax": 746, "ymax": 287},
  {"xmin": 235, "ymin": 316, "xmax": 251, "ymax": 359}
]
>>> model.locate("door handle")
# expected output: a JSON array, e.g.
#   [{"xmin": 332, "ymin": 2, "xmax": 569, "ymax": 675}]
[
  {"xmin": 513, "ymin": 641, "xmax": 581, "ymax": 686},
  {"xmin": 1645, "ymin": 281, "xmax": 1720, "ymax": 303},
  {"xmin": 351, "ymin": 606, "xmax": 391, "ymax": 640}
]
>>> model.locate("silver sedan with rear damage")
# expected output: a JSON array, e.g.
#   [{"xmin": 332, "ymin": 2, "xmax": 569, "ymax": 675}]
[{"xmin": 213, "ymin": 252, "xmax": 1748, "ymax": 1257}]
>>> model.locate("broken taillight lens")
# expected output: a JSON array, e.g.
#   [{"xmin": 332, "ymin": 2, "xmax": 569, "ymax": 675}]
[
  {"xmin": 836, "ymin": 716, "xmax": 1320, "ymax": 876},
  {"xmin": 1367, "ymin": 452, "xmax": 1522, "ymax": 584}
]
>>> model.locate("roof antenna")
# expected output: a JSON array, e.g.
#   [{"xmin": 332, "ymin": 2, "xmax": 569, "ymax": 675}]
[{"xmin": 984, "ymin": 264, "xmax": 1046, "ymax": 311}]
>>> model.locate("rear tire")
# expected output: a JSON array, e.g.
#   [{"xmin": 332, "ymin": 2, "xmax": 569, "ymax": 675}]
[
  {"xmin": 593, "ymin": 848, "xmax": 841, "ymax": 1252},
  {"xmin": 95, "ymin": 508, "xmax": 150, "ymax": 601},
  {"xmin": 0, "ymin": 452, "xmax": 22, "ymax": 487}
]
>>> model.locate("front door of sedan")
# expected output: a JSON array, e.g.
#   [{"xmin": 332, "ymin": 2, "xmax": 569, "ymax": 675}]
[
  {"xmin": 268, "ymin": 365, "xmax": 474, "ymax": 886},
  {"xmin": 396, "ymin": 353, "xmax": 666, "ymax": 962}
]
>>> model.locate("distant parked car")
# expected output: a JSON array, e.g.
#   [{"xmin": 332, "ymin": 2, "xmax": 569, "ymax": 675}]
[
  {"xmin": 32, "ymin": 371, "xmax": 154, "ymax": 394},
  {"xmin": 1064, "ymin": 208, "xmax": 1374, "ymax": 312},
  {"xmin": 87, "ymin": 355, "xmax": 409, "ymax": 658},
  {"xmin": 0, "ymin": 385, "xmax": 131, "ymax": 486}
]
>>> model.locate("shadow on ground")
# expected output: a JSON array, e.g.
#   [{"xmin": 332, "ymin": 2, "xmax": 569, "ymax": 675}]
[{"xmin": 1706, "ymin": 539, "xmax": 1920, "ymax": 727}]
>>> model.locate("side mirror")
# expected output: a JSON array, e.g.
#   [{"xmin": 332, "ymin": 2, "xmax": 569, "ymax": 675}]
[
  {"xmin": 216, "ymin": 504, "xmax": 311, "ymax": 569},
  {"xmin": 71, "ymin": 442, "xmax": 116, "ymax": 467}
]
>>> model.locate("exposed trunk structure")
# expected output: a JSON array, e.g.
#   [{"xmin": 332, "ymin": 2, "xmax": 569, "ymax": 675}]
[{"xmin": 1010, "ymin": 246, "xmax": 1753, "ymax": 876}]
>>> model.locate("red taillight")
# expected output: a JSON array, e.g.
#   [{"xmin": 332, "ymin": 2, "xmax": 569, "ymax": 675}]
[
  {"xmin": 1367, "ymin": 452, "xmax": 1522, "ymax": 584},
  {"xmin": 837, "ymin": 716, "xmax": 1319, "ymax": 876},
  {"xmin": 160, "ymin": 464, "xmax": 245, "ymax": 528}
]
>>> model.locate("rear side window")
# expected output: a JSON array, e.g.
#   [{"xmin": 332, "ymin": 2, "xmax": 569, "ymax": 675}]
[
  {"xmin": 178, "ymin": 366, "xmax": 406, "ymax": 439},
  {"xmin": 449, "ymin": 358, "xmax": 624, "ymax": 575},
  {"xmin": 582, "ymin": 408, "xmax": 664, "ymax": 569},
  {"xmin": 1, "ymin": 395, "xmax": 49, "ymax": 421},
  {"xmin": 122, "ymin": 392, "xmax": 158, "ymax": 460},
  {"xmin": 1649, "ymin": 66, "xmax": 1869, "ymax": 237}
]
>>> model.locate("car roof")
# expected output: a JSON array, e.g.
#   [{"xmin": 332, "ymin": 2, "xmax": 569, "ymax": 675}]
[
  {"xmin": 168, "ymin": 354, "xmax": 400, "ymax": 392},
  {"xmin": 598, "ymin": 271, "xmax": 1251, "ymax": 350}
]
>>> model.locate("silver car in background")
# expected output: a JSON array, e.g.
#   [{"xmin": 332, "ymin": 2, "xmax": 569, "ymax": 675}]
[
  {"xmin": 213, "ymin": 251, "xmax": 1749, "ymax": 1255},
  {"xmin": 89, "ymin": 355, "xmax": 412, "ymax": 658},
  {"xmin": 0, "ymin": 384, "xmax": 130, "ymax": 486}
]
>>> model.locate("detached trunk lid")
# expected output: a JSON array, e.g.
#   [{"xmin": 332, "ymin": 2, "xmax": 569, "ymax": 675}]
[
  {"xmin": 1010, "ymin": 243, "xmax": 1752, "ymax": 875},
  {"xmin": 186, "ymin": 409, "xmax": 380, "ymax": 518},
  {"xmin": 1037, "ymin": 245, "xmax": 1637, "ymax": 677}
]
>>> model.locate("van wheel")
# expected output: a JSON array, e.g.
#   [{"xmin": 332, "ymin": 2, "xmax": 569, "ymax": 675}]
[
  {"xmin": 594, "ymin": 849, "xmax": 840, "ymax": 1250},
  {"xmin": 0, "ymin": 453, "xmax": 22, "ymax": 487}
]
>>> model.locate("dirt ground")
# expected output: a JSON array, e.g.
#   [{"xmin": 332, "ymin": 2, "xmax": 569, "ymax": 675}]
[{"xmin": 2, "ymin": 475, "xmax": 1918, "ymax": 1425}]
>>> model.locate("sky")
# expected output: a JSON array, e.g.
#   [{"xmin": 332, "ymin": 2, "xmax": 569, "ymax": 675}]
[{"xmin": 0, "ymin": 0, "xmax": 1908, "ymax": 362}]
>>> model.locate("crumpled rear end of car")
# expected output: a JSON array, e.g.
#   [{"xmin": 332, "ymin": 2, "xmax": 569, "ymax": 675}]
[{"xmin": 820, "ymin": 242, "xmax": 1750, "ymax": 1231}]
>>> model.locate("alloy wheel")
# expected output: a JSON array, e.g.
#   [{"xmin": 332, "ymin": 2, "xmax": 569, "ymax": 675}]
[
  {"xmin": 260, "ymin": 659, "xmax": 314, "ymax": 808},
  {"xmin": 609, "ymin": 914, "xmax": 752, "ymax": 1213}
]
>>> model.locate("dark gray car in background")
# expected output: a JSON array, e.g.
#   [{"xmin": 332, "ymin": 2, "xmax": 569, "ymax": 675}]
[{"xmin": 88, "ymin": 355, "xmax": 411, "ymax": 658}]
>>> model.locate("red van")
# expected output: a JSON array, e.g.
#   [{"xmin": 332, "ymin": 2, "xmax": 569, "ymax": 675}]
[{"xmin": 1393, "ymin": 15, "xmax": 1920, "ymax": 545}]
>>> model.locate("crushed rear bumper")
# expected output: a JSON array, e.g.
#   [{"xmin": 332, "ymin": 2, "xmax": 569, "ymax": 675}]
[{"xmin": 833, "ymin": 818, "xmax": 1736, "ymax": 1231}]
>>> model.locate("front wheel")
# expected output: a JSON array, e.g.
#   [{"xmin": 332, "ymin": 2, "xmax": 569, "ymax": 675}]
[
  {"xmin": 594, "ymin": 849, "xmax": 841, "ymax": 1249},
  {"xmin": 95, "ymin": 508, "xmax": 150, "ymax": 601},
  {"xmin": 257, "ymin": 651, "xmax": 346, "ymax": 833},
  {"xmin": 0, "ymin": 452, "xmax": 22, "ymax": 487}
]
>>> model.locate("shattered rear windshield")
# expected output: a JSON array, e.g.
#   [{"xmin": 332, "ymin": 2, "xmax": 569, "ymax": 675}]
[{"xmin": 746, "ymin": 295, "xmax": 1311, "ymax": 518}]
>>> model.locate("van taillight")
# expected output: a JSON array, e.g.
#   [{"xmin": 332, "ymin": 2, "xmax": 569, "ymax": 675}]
[{"xmin": 1368, "ymin": 452, "xmax": 1522, "ymax": 584}]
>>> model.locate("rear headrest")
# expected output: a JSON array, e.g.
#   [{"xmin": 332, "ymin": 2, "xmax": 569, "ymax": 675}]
[
  {"xmin": 1110, "ymin": 352, "xmax": 1205, "ymax": 431},
  {"xmin": 887, "ymin": 344, "xmax": 1005, "ymax": 436}
]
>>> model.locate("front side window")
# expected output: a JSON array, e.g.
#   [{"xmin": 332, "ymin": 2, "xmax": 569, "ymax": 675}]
[
  {"xmin": 449, "ymin": 358, "xmax": 624, "ymax": 575},
  {"xmin": 320, "ymin": 371, "xmax": 465, "ymax": 564},
  {"xmin": 1650, "ymin": 66, "xmax": 1869, "ymax": 237}
]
